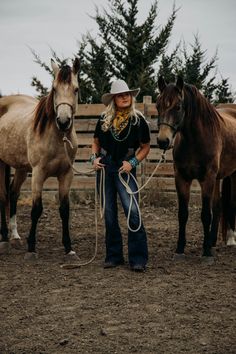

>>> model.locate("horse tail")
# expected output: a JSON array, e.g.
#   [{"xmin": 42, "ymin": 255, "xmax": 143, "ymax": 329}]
[{"xmin": 221, "ymin": 176, "xmax": 231, "ymax": 243}]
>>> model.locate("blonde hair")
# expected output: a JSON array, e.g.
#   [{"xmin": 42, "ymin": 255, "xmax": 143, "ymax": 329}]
[{"xmin": 101, "ymin": 96, "xmax": 145, "ymax": 132}]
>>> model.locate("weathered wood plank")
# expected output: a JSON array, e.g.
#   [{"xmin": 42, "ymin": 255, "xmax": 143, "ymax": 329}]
[
  {"xmin": 74, "ymin": 147, "xmax": 173, "ymax": 161},
  {"xmin": 74, "ymin": 116, "xmax": 158, "ymax": 132},
  {"xmin": 75, "ymin": 103, "xmax": 146, "ymax": 116},
  {"xmin": 21, "ymin": 175, "xmax": 199, "ymax": 192},
  {"xmin": 18, "ymin": 103, "xmax": 199, "ymax": 194}
]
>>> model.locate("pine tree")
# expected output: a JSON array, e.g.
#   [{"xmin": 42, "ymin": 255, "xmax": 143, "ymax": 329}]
[
  {"xmin": 213, "ymin": 78, "xmax": 234, "ymax": 104},
  {"xmin": 30, "ymin": 0, "xmax": 234, "ymax": 103},
  {"xmin": 30, "ymin": 48, "xmax": 68, "ymax": 98},
  {"xmin": 157, "ymin": 35, "xmax": 234, "ymax": 103},
  {"xmin": 77, "ymin": 36, "xmax": 111, "ymax": 103},
  {"xmin": 92, "ymin": 0, "xmax": 177, "ymax": 100}
]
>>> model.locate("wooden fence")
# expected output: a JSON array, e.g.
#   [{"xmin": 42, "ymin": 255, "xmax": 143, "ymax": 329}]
[{"xmin": 21, "ymin": 97, "xmax": 200, "ymax": 195}]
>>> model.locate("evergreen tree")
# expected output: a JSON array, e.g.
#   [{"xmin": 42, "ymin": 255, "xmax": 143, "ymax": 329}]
[
  {"xmin": 157, "ymin": 35, "xmax": 234, "ymax": 103},
  {"xmin": 30, "ymin": 0, "xmax": 234, "ymax": 103},
  {"xmin": 213, "ymin": 78, "xmax": 234, "ymax": 104},
  {"xmin": 92, "ymin": 0, "xmax": 177, "ymax": 100},
  {"xmin": 77, "ymin": 35, "xmax": 111, "ymax": 103},
  {"xmin": 30, "ymin": 48, "xmax": 68, "ymax": 98}
]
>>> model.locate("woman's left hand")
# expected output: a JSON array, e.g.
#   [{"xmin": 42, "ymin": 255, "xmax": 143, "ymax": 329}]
[{"xmin": 119, "ymin": 161, "xmax": 132, "ymax": 174}]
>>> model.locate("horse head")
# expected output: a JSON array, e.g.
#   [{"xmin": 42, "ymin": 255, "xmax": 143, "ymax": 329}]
[
  {"xmin": 51, "ymin": 58, "xmax": 80, "ymax": 132},
  {"xmin": 156, "ymin": 76, "xmax": 185, "ymax": 150}
]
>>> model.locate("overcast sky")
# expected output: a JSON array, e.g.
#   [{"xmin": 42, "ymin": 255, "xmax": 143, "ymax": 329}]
[{"xmin": 0, "ymin": 0, "xmax": 235, "ymax": 98}]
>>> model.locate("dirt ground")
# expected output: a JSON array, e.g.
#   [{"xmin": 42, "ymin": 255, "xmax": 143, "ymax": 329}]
[{"xmin": 0, "ymin": 194, "xmax": 235, "ymax": 354}]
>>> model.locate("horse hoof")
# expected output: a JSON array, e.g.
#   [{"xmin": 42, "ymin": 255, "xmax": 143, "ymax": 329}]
[
  {"xmin": 10, "ymin": 238, "xmax": 23, "ymax": 249},
  {"xmin": 173, "ymin": 253, "xmax": 186, "ymax": 261},
  {"xmin": 64, "ymin": 250, "xmax": 79, "ymax": 262},
  {"xmin": 201, "ymin": 256, "xmax": 215, "ymax": 265},
  {"xmin": 226, "ymin": 238, "xmax": 236, "ymax": 246},
  {"xmin": 0, "ymin": 242, "xmax": 11, "ymax": 255},
  {"xmin": 24, "ymin": 252, "xmax": 38, "ymax": 261}
]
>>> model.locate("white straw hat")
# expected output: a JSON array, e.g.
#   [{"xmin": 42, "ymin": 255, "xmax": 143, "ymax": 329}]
[{"xmin": 102, "ymin": 80, "xmax": 140, "ymax": 106}]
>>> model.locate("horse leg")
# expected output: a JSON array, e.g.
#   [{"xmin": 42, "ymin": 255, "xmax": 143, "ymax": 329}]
[
  {"xmin": 0, "ymin": 162, "xmax": 10, "ymax": 254},
  {"xmin": 174, "ymin": 173, "xmax": 191, "ymax": 259},
  {"xmin": 200, "ymin": 177, "xmax": 216, "ymax": 260},
  {"xmin": 226, "ymin": 173, "xmax": 236, "ymax": 246},
  {"xmin": 9, "ymin": 169, "xmax": 27, "ymax": 248},
  {"xmin": 25, "ymin": 169, "xmax": 44, "ymax": 258},
  {"xmin": 210, "ymin": 180, "xmax": 221, "ymax": 250},
  {"xmin": 58, "ymin": 170, "xmax": 77, "ymax": 258}
]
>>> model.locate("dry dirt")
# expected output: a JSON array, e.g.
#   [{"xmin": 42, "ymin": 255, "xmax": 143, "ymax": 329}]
[{"xmin": 0, "ymin": 195, "xmax": 235, "ymax": 354}]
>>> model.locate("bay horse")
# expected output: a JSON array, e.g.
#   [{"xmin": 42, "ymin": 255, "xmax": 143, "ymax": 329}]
[
  {"xmin": 156, "ymin": 76, "xmax": 236, "ymax": 262},
  {"xmin": 0, "ymin": 58, "xmax": 80, "ymax": 259}
]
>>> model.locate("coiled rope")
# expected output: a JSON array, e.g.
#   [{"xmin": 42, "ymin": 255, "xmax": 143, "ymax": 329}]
[{"xmin": 61, "ymin": 134, "xmax": 165, "ymax": 269}]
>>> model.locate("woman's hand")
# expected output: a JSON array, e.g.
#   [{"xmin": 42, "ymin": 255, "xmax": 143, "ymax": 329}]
[
  {"xmin": 119, "ymin": 161, "xmax": 132, "ymax": 174},
  {"xmin": 93, "ymin": 157, "xmax": 105, "ymax": 171}
]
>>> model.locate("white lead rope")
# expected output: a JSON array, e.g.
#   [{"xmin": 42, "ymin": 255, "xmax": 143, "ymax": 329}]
[
  {"xmin": 61, "ymin": 134, "xmax": 166, "ymax": 268},
  {"xmin": 118, "ymin": 151, "xmax": 166, "ymax": 232}
]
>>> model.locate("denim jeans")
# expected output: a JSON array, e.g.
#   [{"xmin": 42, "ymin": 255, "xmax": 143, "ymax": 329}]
[{"xmin": 97, "ymin": 156, "xmax": 148, "ymax": 267}]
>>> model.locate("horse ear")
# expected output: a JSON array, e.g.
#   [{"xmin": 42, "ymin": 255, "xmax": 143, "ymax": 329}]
[
  {"xmin": 51, "ymin": 59, "xmax": 59, "ymax": 76},
  {"xmin": 176, "ymin": 76, "xmax": 184, "ymax": 93},
  {"xmin": 72, "ymin": 57, "xmax": 80, "ymax": 75},
  {"xmin": 158, "ymin": 76, "xmax": 167, "ymax": 92}
]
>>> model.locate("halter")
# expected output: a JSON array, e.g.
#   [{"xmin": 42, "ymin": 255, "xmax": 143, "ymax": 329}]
[
  {"xmin": 157, "ymin": 104, "xmax": 185, "ymax": 136},
  {"xmin": 55, "ymin": 102, "xmax": 75, "ymax": 115}
]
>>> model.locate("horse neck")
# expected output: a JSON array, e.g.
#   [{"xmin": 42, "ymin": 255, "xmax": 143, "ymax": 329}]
[
  {"xmin": 50, "ymin": 121, "xmax": 75, "ymax": 144},
  {"xmin": 180, "ymin": 114, "xmax": 219, "ymax": 151}
]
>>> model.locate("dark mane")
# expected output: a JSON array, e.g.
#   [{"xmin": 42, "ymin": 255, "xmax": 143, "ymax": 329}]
[
  {"xmin": 183, "ymin": 84, "xmax": 222, "ymax": 130},
  {"xmin": 33, "ymin": 65, "xmax": 72, "ymax": 135},
  {"xmin": 57, "ymin": 65, "xmax": 72, "ymax": 84},
  {"xmin": 33, "ymin": 90, "xmax": 55, "ymax": 135}
]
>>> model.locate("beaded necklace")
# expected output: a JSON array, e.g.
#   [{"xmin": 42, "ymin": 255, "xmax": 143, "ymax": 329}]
[{"xmin": 110, "ymin": 119, "xmax": 132, "ymax": 142}]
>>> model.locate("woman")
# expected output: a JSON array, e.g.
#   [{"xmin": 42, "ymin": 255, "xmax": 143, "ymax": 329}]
[{"xmin": 91, "ymin": 80, "xmax": 150, "ymax": 272}]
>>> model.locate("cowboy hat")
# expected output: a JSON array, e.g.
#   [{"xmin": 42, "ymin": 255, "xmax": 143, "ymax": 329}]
[{"xmin": 102, "ymin": 80, "xmax": 140, "ymax": 106}]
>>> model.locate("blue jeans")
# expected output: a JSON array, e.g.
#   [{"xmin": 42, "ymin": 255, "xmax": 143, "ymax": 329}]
[{"xmin": 97, "ymin": 157, "xmax": 148, "ymax": 267}]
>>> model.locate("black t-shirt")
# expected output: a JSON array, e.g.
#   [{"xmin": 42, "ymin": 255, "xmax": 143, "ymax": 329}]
[{"xmin": 94, "ymin": 114, "xmax": 150, "ymax": 162}]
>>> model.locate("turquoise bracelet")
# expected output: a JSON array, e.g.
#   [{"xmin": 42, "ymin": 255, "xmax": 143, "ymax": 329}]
[
  {"xmin": 128, "ymin": 157, "xmax": 139, "ymax": 168},
  {"xmin": 90, "ymin": 153, "xmax": 98, "ymax": 164}
]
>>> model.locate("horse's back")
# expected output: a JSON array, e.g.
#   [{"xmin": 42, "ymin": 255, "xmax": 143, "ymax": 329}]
[
  {"xmin": 0, "ymin": 94, "xmax": 37, "ymax": 118},
  {"xmin": 217, "ymin": 103, "xmax": 236, "ymax": 120},
  {"xmin": 0, "ymin": 95, "xmax": 38, "ymax": 169}
]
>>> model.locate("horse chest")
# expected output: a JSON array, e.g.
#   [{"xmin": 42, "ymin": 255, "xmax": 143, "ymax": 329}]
[
  {"xmin": 177, "ymin": 164, "xmax": 207, "ymax": 181},
  {"xmin": 174, "ymin": 150, "xmax": 208, "ymax": 180}
]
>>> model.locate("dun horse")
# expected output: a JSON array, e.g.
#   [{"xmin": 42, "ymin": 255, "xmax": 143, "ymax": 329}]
[
  {"xmin": 0, "ymin": 58, "xmax": 80, "ymax": 259},
  {"xmin": 156, "ymin": 76, "xmax": 236, "ymax": 262}
]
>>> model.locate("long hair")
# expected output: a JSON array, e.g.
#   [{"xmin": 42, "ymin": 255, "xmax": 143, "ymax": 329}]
[{"xmin": 101, "ymin": 96, "xmax": 145, "ymax": 132}]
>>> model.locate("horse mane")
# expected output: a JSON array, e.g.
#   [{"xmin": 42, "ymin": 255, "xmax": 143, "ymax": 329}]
[
  {"xmin": 57, "ymin": 65, "xmax": 72, "ymax": 84},
  {"xmin": 33, "ymin": 65, "xmax": 72, "ymax": 135},
  {"xmin": 183, "ymin": 84, "xmax": 222, "ymax": 130}
]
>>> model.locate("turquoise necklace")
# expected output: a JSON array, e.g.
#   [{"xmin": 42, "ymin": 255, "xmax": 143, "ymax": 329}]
[{"xmin": 110, "ymin": 119, "xmax": 132, "ymax": 142}]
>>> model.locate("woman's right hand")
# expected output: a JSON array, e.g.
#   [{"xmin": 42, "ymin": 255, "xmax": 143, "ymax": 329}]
[{"xmin": 93, "ymin": 157, "xmax": 105, "ymax": 171}]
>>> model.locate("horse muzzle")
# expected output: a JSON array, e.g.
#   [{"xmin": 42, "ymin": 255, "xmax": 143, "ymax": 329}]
[
  {"xmin": 156, "ymin": 137, "xmax": 172, "ymax": 150},
  {"xmin": 56, "ymin": 116, "xmax": 72, "ymax": 132}
]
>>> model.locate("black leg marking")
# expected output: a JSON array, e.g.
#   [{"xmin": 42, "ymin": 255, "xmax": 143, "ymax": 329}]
[
  {"xmin": 201, "ymin": 197, "xmax": 213, "ymax": 257},
  {"xmin": 27, "ymin": 198, "xmax": 43, "ymax": 253},
  {"xmin": 59, "ymin": 196, "xmax": 72, "ymax": 254},
  {"xmin": 0, "ymin": 201, "xmax": 8, "ymax": 242},
  {"xmin": 176, "ymin": 196, "xmax": 188, "ymax": 254}
]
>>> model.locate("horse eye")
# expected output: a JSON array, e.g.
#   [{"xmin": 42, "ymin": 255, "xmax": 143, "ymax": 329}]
[{"xmin": 74, "ymin": 87, "xmax": 79, "ymax": 94}]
